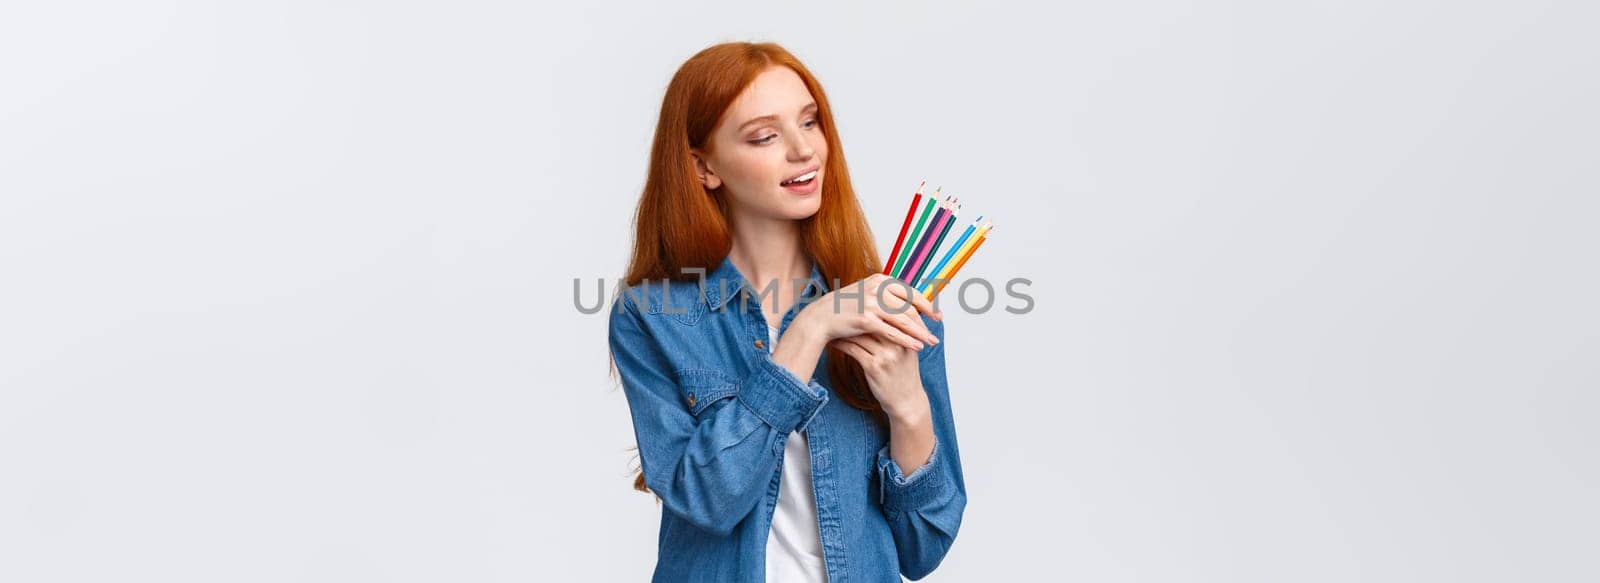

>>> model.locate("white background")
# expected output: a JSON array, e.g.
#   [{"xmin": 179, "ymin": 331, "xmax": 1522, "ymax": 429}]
[{"xmin": 2, "ymin": 1, "xmax": 1596, "ymax": 581}]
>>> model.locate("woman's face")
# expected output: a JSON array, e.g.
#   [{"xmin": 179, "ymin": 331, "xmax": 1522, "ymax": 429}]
[{"xmin": 693, "ymin": 66, "xmax": 828, "ymax": 223}]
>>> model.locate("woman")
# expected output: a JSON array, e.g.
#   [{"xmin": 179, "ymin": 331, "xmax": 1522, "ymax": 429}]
[{"xmin": 608, "ymin": 41, "xmax": 966, "ymax": 582}]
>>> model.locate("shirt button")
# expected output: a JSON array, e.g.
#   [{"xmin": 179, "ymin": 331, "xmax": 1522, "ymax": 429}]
[
  {"xmin": 754, "ymin": 339, "xmax": 765, "ymax": 350},
  {"xmin": 686, "ymin": 393, "xmax": 696, "ymax": 407}
]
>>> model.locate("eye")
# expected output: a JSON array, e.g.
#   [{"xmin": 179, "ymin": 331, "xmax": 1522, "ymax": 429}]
[
  {"xmin": 803, "ymin": 118, "xmax": 819, "ymax": 129},
  {"xmin": 749, "ymin": 133, "xmax": 778, "ymax": 145}
]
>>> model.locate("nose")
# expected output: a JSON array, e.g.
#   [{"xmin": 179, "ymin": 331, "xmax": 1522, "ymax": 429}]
[{"xmin": 786, "ymin": 128, "xmax": 814, "ymax": 161}]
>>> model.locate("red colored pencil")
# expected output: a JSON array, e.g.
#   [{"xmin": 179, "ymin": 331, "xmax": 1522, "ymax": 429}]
[{"xmin": 883, "ymin": 181, "xmax": 925, "ymax": 274}]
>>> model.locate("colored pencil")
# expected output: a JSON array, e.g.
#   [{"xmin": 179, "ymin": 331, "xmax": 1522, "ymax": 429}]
[
  {"xmin": 909, "ymin": 198, "xmax": 959, "ymax": 287},
  {"xmin": 882, "ymin": 181, "xmax": 925, "ymax": 274},
  {"xmin": 926, "ymin": 220, "xmax": 991, "ymax": 295},
  {"xmin": 891, "ymin": 189, "xmax": 940, "ymax": 280},
  {"xmin": 927, "ymin": 229, "xmax": 990, "ymax": 300},
  {"xmin": 917, "ymin": 215, "xmax": 982, "ymax": 294},
  {"xmin": 902, "ymin": 198, "xmax": 953, "ymax": 285},
  {"xmin": 937, "ymin": 220, "xmax": 991, "ymax": 280}
]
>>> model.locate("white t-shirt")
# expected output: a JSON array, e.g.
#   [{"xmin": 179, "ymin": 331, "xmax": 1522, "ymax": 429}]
[{"xmin": 764, "ymin": 324, "xmax": 829, "ymax": 582}]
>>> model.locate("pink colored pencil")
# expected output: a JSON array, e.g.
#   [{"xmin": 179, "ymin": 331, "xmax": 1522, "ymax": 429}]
[{"xmin": 901, "ymin": 197, "xmax": 952, "ymax": 284}]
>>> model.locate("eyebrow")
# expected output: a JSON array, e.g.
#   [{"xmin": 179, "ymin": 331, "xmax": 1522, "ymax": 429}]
[{"xmin": 738, "ymin": 102, "xmax": 819, "ymax": 132}]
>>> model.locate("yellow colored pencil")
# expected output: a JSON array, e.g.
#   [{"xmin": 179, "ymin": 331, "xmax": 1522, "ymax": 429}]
[
  {"xmin": 924, "ymin": 221, "xmax": 990, "ymax": 292},
  {"xmin": 926, "ymin": 229, "xmax": 990, "ymax": 300}
]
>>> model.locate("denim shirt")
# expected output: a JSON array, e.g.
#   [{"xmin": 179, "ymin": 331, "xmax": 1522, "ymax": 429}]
[{"xmin": 608, "ymin": 255, "xmax": 967, "ymax": 582}]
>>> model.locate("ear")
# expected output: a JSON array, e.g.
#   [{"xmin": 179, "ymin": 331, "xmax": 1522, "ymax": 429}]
[{"xmin": 690, "ymin": 149, "xmax": 723, "ymax": 190}]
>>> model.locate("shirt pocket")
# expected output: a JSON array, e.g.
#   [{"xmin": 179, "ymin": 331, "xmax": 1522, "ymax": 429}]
[
  {"xmin": 674, "ymin": 368, "xmax": 739, "ymax": 417},
  {"xmin": 644, "ymin": 284, "xmax": 707, "ymax": 326}
]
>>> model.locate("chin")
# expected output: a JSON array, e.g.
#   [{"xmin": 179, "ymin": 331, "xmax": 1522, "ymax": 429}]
[{"xmin": 780, "ymin": 198, "xmax": 823, "ymax": 220}]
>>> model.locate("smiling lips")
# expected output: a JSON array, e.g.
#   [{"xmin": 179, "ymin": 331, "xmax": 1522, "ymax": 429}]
[{"xmin": 781, "ymin": 167, "xmax": 819, "ymax": 186}]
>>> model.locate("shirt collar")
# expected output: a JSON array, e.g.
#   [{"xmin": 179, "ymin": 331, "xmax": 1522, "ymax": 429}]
[{"xmin": 704, "ymin": 255, "xmax": 829, "ymax": 311}]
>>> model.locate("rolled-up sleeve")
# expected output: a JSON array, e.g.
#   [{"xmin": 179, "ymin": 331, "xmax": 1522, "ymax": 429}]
[
  {"xmin": 874, "ymin": 315, "xmax": 967, "ymax": 580},
  {"xmin": 609, "ymin": 294, "xmax": 829, "ymax": 536},
  {"xmin": 738, "ymin": 350, "xmax": 830, "ymax": 438}
]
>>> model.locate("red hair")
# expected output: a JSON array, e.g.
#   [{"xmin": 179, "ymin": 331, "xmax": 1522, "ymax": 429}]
[{"xmin": 616, "ymin": 42, "xmax": 884, "ymax": 494}]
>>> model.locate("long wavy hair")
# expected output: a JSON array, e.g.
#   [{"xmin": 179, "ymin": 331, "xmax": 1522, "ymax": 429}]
[{"xmin": 613, "ymin": 42, "xmax": 884, "ymax": 494}]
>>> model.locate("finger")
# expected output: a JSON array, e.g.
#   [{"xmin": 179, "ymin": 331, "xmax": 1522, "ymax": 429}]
[
  {"xmin": 870, "ymin": 281, "xmax": 937, "ymax": 345},
  {"xmin": 896, "ymin": 304, "xmax": 938, "ymax": 345},
  {"xmin": 852, "ymin": 332, "xmax": 901, "ymax": 357},
  {"xmin": 836, "ymin": 332, "xmax": 874, "ymax": 350},
  {"xmin": 846, "ymin": 333, "xmax": 911, "ymax": 367},
  {"xmin": 834, "ymin": 335, "xmax": 875, "ymax": 356},
  {"xmin": 879, "ymin": 303, "xmax": 937, "ymax": 346},
  {"xmin": 891, "ymin": 278, "xmax": 942, "ymax": 321},
  {"xmin": 870, "ymin": 315, "xmax": 924, "ymax": 351},
  {"xmin": 831, "ymin": 338, "xmax": 873, "ymax": 365},
  {"xmin": 879, "ymin": 276, "xmax": 942, "ymax": 321}
]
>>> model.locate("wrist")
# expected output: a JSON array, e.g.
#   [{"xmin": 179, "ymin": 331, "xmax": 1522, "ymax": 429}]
[
  {"xmin": 886, "ymin": 396, "xmax": 932, "ymax": 428},
  {"xmin": 790, "ymin": 308, "xmax": 830, "ymax": 348}
]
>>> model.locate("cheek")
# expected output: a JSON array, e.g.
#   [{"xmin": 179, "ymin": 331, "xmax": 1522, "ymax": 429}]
[{"xmin": 727, "ymin": 150, "xmax": 785, "ymax": 187}]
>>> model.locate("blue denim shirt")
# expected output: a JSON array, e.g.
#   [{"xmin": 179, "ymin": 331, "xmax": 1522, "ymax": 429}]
[{"xmin": 608, "ymin": 255, "xmax": 967, "ymax": 582}]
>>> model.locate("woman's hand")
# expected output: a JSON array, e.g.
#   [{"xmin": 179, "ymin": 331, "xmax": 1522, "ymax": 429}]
[
  {"xmin": 793, "ymin": 273, "xmax": 941, "ymax": 351},
  {"xmin": 831, "ymin": 331, "xmax": 937, "ymax": 474},
  {"xmin": 828, "ymin": 332, "xmax": 932, "ymax": 422},
  {"xmin": 770, "ymin": 274, "xmax": 940, "ymax": 392}
]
